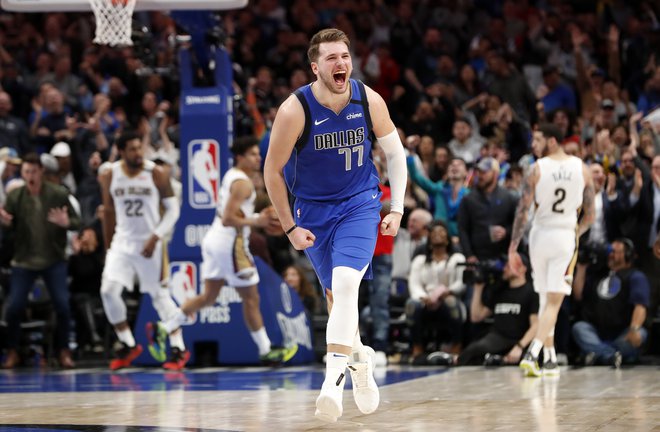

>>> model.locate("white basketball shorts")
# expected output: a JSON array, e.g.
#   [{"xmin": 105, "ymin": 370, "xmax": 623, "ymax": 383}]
[
  {"xmin": 102, "ymin": 238, "xmax": 165, "ymax": 295},
  {"xmin": 529, "ymin": 226, "xmax": 579, "ymax": 295},
  {"xmin": 200, "ymin": 227, "xmax": 260, "ymax": 288}
]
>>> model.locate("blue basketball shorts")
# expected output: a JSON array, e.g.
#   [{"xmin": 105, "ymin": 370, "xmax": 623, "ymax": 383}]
[{"xmin": 293, "ymin": 188, "xmax": 382, "ymax": 291}]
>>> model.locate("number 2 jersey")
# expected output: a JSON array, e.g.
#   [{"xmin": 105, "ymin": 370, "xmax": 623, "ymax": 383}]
[
  {"xmin": 109, "ymin": 159, "xmax": 161, "ymax": 254},
  {"xmin": 533, "ymin": 155, "xmax": 585, "ymax": 229},
  {"xmin": 284, "ymin": 79, "xmax": 380, "ymax": 201}
]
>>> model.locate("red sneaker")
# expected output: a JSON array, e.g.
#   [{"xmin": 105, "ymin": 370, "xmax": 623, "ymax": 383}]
[
  {"xmin": 163, "ymin": 348, "xmax": 190, "ymax": 371},
  {"xmin": 109, "ymin": 343, "xmax": 143, "ymax": 371}
]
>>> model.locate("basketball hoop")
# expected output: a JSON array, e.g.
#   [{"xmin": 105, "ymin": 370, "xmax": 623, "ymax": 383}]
[{"xmin": 89, "ymin": 0, "xmax": 137, "ymax": 46}]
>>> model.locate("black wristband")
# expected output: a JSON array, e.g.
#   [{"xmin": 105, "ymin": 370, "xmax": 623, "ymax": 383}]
[
  {"xmin": 285, "ymin": 224, "xmax": 298, "ymax": 235},
  {"xmin": 516, "ymin": 342, "xmax": 524, "ymax": 349}
]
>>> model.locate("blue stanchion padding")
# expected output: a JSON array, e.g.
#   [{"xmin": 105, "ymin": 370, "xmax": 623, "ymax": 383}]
[{"xmin": 172, "ymin": 47, "xmax": 233, "ymax": 260}]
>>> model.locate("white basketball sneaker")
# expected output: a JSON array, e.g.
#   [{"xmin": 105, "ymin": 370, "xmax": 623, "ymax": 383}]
[
  {"xmin": 315, "ymin": 371, "xmax": 345, "ymax": 423},
  {"xmin": 348, "ymin": 346, "xmax": 380, "ymax": 414}
]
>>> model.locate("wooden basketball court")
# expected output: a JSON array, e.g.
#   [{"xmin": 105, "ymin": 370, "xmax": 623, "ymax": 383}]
[{"xmin": 1, "ymin": 365, "xmax": 658, "ymax": 431}]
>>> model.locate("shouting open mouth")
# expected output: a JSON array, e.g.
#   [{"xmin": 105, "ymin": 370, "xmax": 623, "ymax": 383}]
[{"xmin": 333, "ymin": 70, "xmax": 347, "ymax": 86}]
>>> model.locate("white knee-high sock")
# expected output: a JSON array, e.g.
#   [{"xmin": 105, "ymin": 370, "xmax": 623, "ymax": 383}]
[
  {"xmin": 250, "ymin": 327, "xmax": 271, "ymax": 356},
  {"xmin": 543, "ymin": 346, "xmax": 557, "ymax": 363},
  {"xmin": 169, "ymin": 331, "xmax": 185, "ymax": 351},
  {"xmin": 116, "ymin": 328, "xmax": 136, "ymax": 347}
]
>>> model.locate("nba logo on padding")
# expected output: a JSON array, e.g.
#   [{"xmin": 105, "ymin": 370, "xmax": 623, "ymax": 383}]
[
  {"xmin": 188, "ymin": 139, "xmax": 220, "ymax": 209},
  {"xmin": 169, "ymin": 261, "xmax": 198, "ymax": 324}
]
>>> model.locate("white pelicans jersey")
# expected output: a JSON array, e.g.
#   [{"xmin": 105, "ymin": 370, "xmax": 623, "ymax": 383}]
[
  {"xmin": 533, "ymin": 156, "xmax": 585, "ymax": 229},
  {"xmin": 211, "ymin": 167, "xmax": 255, "ymax": 239},
  {"xmin": 109, "ymin": 160, "xmax": 161, "ymax": 253}
]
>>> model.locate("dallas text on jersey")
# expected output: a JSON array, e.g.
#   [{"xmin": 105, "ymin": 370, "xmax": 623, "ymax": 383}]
[{"xmin": 313, "ymin": 127, "xmax": 365, "ymax": 150}]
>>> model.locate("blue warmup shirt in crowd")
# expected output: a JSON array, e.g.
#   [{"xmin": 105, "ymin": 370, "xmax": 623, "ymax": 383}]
[{"xmin": 284, "ymin": 79, "xmax": 380, "ymax": 202}]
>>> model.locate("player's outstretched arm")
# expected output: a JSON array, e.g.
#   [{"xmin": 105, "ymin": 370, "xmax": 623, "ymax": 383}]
[
  {"xmin": 578, "ymin": 163, "xmax": 596, "ymax": 237},
  {"xmin": 508, "ymin": 163, "xmax": 539, "ymax": 269},
  {"xmin": 264, "ymin": 94, "xmax": 315, "ymax": 250},
  {"xmin": 365, "ymin": 85, "xmax": 406, "ymax": 236}
]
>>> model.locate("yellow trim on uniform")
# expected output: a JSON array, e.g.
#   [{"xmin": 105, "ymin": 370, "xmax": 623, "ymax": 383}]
[{"xmin": 233, "ymin": 231, "xmax": 253, "ymax": 272}]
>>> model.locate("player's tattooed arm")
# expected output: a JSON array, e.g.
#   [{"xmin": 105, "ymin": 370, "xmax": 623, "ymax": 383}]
[
  {"xmin": 509, "ymin": 164, "xmax": 538, "ymax": 253},
  {"xmin": 578, "ymin": 163, "xmax": 596, "ymax": 237}
]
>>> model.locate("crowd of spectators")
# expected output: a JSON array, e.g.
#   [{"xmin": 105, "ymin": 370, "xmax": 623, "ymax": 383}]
[{"xmin": 0, "ymin": 0, "xmax": 659, "ymax": 368}]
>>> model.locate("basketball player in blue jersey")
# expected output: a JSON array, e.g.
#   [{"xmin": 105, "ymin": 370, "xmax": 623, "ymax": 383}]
[{"xmin": 264, "ymin": 28, "xmax": 407, "ymax": 422}]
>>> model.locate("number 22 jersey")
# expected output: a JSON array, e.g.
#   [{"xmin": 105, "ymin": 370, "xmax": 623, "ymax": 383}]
[
  {"xmin": 283, "ymin": 79, "xmax": 380, "ymax": 201},
  {"xmin": 109, "ymin": 159, "xmax": 161, "ymax": 253}
]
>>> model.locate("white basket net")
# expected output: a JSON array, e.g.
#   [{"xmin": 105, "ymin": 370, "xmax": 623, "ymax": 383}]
[{"xmin": 89, "ymin": 0, "xmax": 137, "ymax": 46}]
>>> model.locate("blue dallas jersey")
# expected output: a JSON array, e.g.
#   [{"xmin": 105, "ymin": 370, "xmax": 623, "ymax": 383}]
[{"xmin": 283, "ymin": 79, "xmax": 380, "ymax": 201}]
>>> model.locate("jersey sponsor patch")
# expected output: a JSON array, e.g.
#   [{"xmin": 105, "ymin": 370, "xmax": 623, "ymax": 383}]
[{"xmin": 188, "ymin": 139, "xmax": 220, "ymax": 209}]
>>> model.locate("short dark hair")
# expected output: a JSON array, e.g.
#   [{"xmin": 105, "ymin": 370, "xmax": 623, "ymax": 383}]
[
  {"xmin": 231, "ymin": 135, "xmax": 259, "ymax": 158},
  {"xmin": 613, "ymin": 237, "xmax": 636, "ymax": 263},
  {"xmin": 307, "ymin": 28, "xmax": 350, "ymax": 63},
  {"xmin": 115, "ymin": 130, "xmax": 141, "ymax": 151},
  {"xmin": 536, "ymin": 123, "xmax": 564, "ymax": 143},
  {"xmin": 22, "ymin": 152, "xmax": 42, "ymax": 167}
]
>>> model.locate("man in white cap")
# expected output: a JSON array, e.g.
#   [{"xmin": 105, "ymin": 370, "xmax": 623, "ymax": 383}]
[{"xmin": 51, "ymin": 141, "xmax": 76, "ymax": 194}]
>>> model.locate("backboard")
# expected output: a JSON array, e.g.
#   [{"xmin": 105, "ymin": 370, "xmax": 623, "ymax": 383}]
[{"xmin": 1, "ymin": 0, "xmax": 247, "ymax": 12}]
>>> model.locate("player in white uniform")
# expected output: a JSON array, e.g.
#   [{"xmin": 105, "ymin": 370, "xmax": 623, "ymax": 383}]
[
  {"xmin": 99, "ymin": 130, "xmax": 184, "ymax": 371},
  {"xmin": 148, "ymin": 137, "xmax": 298, "ymax": 365},
  {"xmin": 508, "ymin": 123, "xmax": 595, "ymax": 377}
]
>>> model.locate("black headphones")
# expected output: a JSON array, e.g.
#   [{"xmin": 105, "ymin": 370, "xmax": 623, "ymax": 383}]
[{"xmin": 613, "ymin": 237, "xmax": 635, "ymax": 263}]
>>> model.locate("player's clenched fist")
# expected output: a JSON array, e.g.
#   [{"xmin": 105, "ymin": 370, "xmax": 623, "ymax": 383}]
[
  {"xmin": 287, "ymin": 226, "xmax": 315, "ymax": 250},
  {"xmin": 380, "ymin": 212, "xmax": 402, "ymax": 236}
]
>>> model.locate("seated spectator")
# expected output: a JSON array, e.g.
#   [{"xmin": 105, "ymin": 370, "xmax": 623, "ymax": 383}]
[
  {"xmin": 75, "ymin": 151, "xmax": 103, "ymax": 225},
  {"xmin": 538, "ymin": 65, "xmax": 577, "ymax": 114},
  {"xmin": 30, "ymin": 87, "xmax": 71, "ymax": 153},
  {"xmin": 40, "ymin": 55, "xmax": 81, "ymax": 109},
  {"xmin": 0, "ymin": 91, "xmax": 30, "ymax": 155},
  {"xmin": 405, "ymin": 221, "xmax": 466, "ymax": 363},
  {"xmin": 637, "ymin": 68, "xmax": 660, "ymax": 116},
  {"xmin": 283, "ymin": 265, "xmax": 318, "ymax": 317},
  {"xmin": 391, "ymin": 208, "xmax": 433, "ymax": 292},
  {"xmin": 69, "ymin": 224, "xmax": 104, "ymax": 353},
  {"xmin": 572, "ymin": 239, "xmax": 650, "ymax": 367},
  {"xmin": 50, "ymin": 142, "xmax": 76, "ymax": 194},
  {"xmin": 456, "ymin": 254, "xmax": 538, "ymax": 366},
  {"xmin": 574, "ymin": 162, "xmax": 629, "ymax": 284}
]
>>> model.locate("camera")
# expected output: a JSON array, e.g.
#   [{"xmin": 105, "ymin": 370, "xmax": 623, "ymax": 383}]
[
  {"xmin": 577, "ymin": 241, "xmax": 608, "ymax": 266},
  {"xmin": 461, "ymin": 258, "xmax": 505, "ymax": 285}
]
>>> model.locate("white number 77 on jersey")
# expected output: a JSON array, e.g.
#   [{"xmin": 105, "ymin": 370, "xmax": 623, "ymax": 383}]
[{"xmin": 338, "ymin": 145, "xmax": 364, "ymax": 171}]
